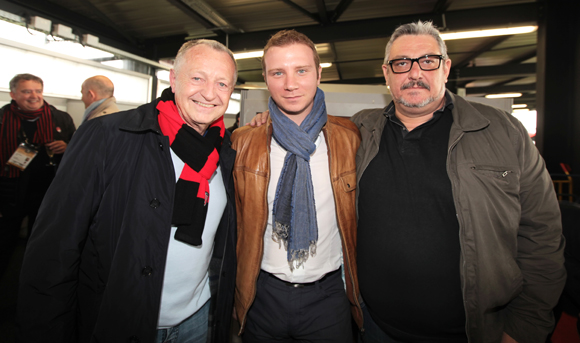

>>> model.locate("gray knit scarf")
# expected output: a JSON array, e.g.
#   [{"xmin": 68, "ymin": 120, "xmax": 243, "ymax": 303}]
[{"xmin": 270, "ymin": 88, "xmax": 327, "ymax": 271}]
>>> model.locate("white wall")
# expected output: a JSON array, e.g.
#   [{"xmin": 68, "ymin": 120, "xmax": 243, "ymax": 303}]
[
  {"xmin": 1, "ymin": 91, "xmax": 141, "ymax": 128},
  {"xmin": 0, "ymin": 35, "xmax": 153, "ymax": 129}
]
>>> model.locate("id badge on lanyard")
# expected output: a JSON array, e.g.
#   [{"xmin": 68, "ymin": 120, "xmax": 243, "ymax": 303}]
[{"xmin": 7, "ymin": 141, "xmax": 38, "ymax": 171}]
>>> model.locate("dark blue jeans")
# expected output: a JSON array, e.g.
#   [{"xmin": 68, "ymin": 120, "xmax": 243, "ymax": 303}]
[{"xmin": 156, "ymin": 300, "xmax": 210, "ymax": 343}]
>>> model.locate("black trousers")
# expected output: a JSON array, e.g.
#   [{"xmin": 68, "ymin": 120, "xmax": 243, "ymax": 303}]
[
  {"xmin": 243, "ymin": 268, "xmax": 352, "ymax": 343},
  {"xmin": 0, "ymin": 176, "xmax": 46, "ymax": 278}
]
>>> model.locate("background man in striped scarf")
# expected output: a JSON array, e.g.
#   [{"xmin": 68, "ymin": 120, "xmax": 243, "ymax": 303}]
[{"xmin": 0, "ymin": 73, "xmax": 75, "ymax": 278}]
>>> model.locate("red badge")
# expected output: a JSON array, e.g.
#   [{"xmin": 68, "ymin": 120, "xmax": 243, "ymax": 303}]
[
  {"xmin": 204, "ymin": 191, "xmax": 209, "ymax": 206},
  {"xmin": 56, "ymin": 126, "xmax": 62, "ymax": 133}
]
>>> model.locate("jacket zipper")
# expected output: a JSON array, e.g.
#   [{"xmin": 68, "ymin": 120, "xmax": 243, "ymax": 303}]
[
  {"xmin": 470, "ymin": 165, "xmax": 512, "ymax": 178},
  {"xmin": 446, "ymin": 131, "xmax": 472, "ymax": 342}
]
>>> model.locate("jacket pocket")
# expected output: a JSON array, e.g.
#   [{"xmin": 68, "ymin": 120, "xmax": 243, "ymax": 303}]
[
  {"xmin": 339, "ymin": 171, "xmax": 357, "ymax": 193},
  {"xmin": 470, "ymin": 164, "xmax": 513, "ymax": 180}
]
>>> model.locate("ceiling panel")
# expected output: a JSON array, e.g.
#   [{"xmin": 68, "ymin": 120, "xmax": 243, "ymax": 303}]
[
  {"xmin": 447, "ymin": 0, "xmax": 535, "ymax": 11},
  {"xmin": 339, "ymin": 60, "xmax": 385, "ymax": 81},
  {"xmin": 338, "ymin": 0, "xmax": 436, "ymax": 22},
  {"xmin": 0, "ymin": 0, "xmax": 541, "ymax": 105}
]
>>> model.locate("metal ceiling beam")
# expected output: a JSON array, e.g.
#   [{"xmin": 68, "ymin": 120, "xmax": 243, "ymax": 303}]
[
  {"xmin": 456, "ymin": 46, "xmax": 535, "ymax": 87},
  {"xmin": 146, "ymin": 2, "xmax": 538, "ymax": 58},
  {"xmin": 450, "ymin": 63, "xmax": 536, "ymax": 81},
  {"xmin": 0, "ymin": 0, "xmax": 144, "ymax": 54},
  {"xmin": 452, "ymin": 35, "xmax": 512, "ymax": 69},
  {"xmin": 178, "ymin": 0, "xmax": 240, "ymax": 34},
  {"xmin": 278, "ymin": 0, "xmax": 320, "ymax": 24},
  {"xmin": 465, "ymin": 50, "xmax": 538, "ymax": 91},
  {"xmin": 229, "ymin": 2, "xmax": 538, "ymax": 51},
  {"xmin": 507, "ymin": 49, "xmax": 536, "ymax": 64},
  {"xmin": 165, "ymin": 0, "xmax": 216, "ymax": 29},
  {"xmin": 315, "ymin": 0, "xmax": 329, "ymax": 25},
  {"xmin": 329, "ymin": 42, "xmax": 343, "ymax": 80},
  {"xmin": 514, "ymin": 94, "xmax": 536, "ymax": 103},
  {"xmin": 492, "ymin": 77, "xmax": 528, "ymax": 87},
  {"xmin": 7, "ymin": 0, "xmax": 537, "ymax": 67},
  {"xmin": 330, "ymin": 0, "xmax": 354, "ymax": 23},
  {"xmin": 433, "ymin": 0, "xmax": 452, "ymax": 14},
  {"xmin": 465, "ymin": 83, "xmax": 536, "ymax": 95}
]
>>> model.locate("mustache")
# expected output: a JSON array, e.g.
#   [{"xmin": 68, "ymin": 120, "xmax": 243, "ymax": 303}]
[{"xmin": 401, "ymin": 80, "xmax": 430, "ymax": 91}]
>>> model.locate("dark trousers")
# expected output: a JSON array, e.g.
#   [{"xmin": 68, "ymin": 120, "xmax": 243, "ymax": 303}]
[
  {"xmin": 243, "ymin": 268, "xmax": 352, "ymax": 343},
  {"xmin": 358, "ymin": 301, "xmax": 404, "ymax": 343},
  {"xmin": 0, "ymin": 177, "xmax": 44, "ymax": 278}
]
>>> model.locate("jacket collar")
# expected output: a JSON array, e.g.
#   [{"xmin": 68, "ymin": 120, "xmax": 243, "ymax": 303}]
[
  {"xmin": 447, "ymin": 91, "xmax": 490, "ymax": 132},
  {"xmin": 360, "ymin": 102, "xmax": 391, "ymax": 133},
  {"xmin": 119, "ymin": 100, "xmax": 163, "ymax": 134},
  {"xmin": 359, "ymin": 90, "xmax": 490, "ymax": 134}
]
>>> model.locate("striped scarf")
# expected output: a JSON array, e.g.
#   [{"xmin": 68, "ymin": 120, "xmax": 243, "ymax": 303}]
[
  {"xmin": 0, "ymin": 100, "xmax": 54, "ymax": 177},
  {"xmin": 156, "ymin": 88, "xmax": 224, "ymax": 246}
]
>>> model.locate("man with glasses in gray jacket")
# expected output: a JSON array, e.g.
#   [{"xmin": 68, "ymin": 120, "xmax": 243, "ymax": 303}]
[{"xmin": 354, "ymin": 21, "xmax": 565, "ymax": 343}]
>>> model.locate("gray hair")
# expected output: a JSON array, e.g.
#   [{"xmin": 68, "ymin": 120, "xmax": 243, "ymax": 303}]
[
  {"xmin": 9, "ymin": 73, "xmax": 43, "ymax": 92},
  {"xmin": 384, "ymin": 21, "xmax": 448, "ymax": 64},
  {"xmin": 173, "ymin": 39, "xmax": 238, "ymax": 85}
]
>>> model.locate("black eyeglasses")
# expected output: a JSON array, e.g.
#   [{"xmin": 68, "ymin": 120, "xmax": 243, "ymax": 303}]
[{"xmin": 387, "ymin": 55, "xmax": 444, "ymax": 74}]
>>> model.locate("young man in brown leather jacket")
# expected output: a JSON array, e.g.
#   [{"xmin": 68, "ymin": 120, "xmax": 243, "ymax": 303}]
[{"xmin": 231, "ymin": 30, "xmax": 362, "ymax": 342}]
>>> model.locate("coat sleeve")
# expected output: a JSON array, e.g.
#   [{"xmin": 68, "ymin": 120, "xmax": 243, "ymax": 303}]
[
  {"xmin": 503, "ymin": 118, "xmax": 566, "ymax": 343},
  {"xmin": 17, "ymin": 119, "xmax": 107, "ymax": 343}
]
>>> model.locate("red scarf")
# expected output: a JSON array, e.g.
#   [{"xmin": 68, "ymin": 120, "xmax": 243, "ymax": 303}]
[
  {"xmin": 156, "ymin": 89, "xmax": 225, "ymax": 246},
  {"xmin": 0, "ymin": 100, "xmax": 54, "ymax": 177}
]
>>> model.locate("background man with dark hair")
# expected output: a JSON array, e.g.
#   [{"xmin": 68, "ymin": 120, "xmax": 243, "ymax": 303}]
[{"xmin": 0, "ymin": 73, "xmax": 75, "ymax": 278}]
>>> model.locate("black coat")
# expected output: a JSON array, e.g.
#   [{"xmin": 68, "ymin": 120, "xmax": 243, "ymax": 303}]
[{"xmin": 17, "ymin": 100, "xmax": 237, "ymax": 343}]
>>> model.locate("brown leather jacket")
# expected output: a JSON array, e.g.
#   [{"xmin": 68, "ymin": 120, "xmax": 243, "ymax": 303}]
[{"xmin": 231, "ymin": 115, "xmax": 363, "ymax": 334}]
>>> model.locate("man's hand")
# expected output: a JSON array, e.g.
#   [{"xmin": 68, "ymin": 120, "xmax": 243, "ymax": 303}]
[
  {"xmin": 246, "ymin": 110, "xmax": 270, "ymax": 127},
  {"xmin": 46, "ymin": 140, "xmax": 68, "ymax": 154},
  {"xmin": 501, "ymin": 332, "xmax": 518, "ymax": 343}
]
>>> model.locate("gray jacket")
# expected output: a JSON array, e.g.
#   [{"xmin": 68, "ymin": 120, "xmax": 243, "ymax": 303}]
[{"xmin": 352, "ymin": 91, "xmax": 566, "ymax": 343}]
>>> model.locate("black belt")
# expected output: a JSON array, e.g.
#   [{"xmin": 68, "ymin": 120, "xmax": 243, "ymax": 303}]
[{"xmin": 264, "ymin": 268, "xmax": 341, "ymax": 288}]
